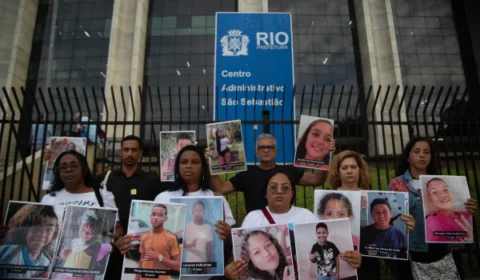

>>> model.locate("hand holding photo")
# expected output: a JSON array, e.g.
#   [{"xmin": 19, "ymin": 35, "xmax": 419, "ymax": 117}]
[
  {"xmin": 159, "ymin": 131, "xmax": 195, "ymax": 182},
  {"xmin": 420, "ymin": 175, "xmax": 473, "ymax": 243},
  {"xmin": 206, "ymin": 120, "xmax": 247, "ymax": 175},
  {"xmin": 359, "ymin": 191, "xmax": 409, "ymax": 260},
  {"xmin": 231, "ymin": 225, "xmax": 296, "ymax": 280},
  {"xmin": 294, "ymin": 115, "xmax": 334, "ymax": 171},
  {"xmin": 0, "ymin": 201, "xmax": 60, "ymax": 280}
]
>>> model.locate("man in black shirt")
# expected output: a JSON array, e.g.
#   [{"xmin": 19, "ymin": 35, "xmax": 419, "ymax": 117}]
[{"xmin": 210, "ymin": 134, "xmax": 334, "ymax": 213}]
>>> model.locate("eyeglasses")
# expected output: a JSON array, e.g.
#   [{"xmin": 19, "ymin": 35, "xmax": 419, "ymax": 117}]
[
  {"xmin": 267, "ymin": 185, "xmax": 292, "ymax": 194},
  {"xmin": 58, "ymin": 164, "xmax": 80, "ymax": 172},
  {"xmin": 257, "ymin": 145, "xmax": 276, "ymax": 151}
]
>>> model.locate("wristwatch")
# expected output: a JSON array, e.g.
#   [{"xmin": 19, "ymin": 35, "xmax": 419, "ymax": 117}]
[{"xmin": 158, "ymin": 255, "xmax": 164, "ymax": 262}]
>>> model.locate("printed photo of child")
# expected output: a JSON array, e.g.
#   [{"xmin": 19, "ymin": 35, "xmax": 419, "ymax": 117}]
[
  {"xmin": 160, "ymin": 131, "xmax": 195, "ymax": 182},
  {"xmin": 122, "ymin": 201, "xmax": 186, "ymax": 280},
  {"xmin": 420, "ymin": 175, "xmax": 473, "ymax": 243},
  {"xmin": 51, "ymin": 206, "xmax": 117, "ymax": 280},
  {"xmin": 0, "ymin": 202, "xmax": 60, "ymax": 280}
]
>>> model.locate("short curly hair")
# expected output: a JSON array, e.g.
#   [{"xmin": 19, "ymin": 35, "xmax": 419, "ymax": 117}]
[
  {"xmin": 240, "ymin": 230, "xmax": 288, "ymax": 280},
  {"xmin": 5, "ymin": 204, "xmax": 59, "ymax": 253},
  {"xmin": 328, "ymin": 150, "xmax": 371, "ymax": 189}
]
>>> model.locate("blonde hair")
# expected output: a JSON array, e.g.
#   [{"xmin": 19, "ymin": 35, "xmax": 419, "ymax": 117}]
[{"xmin": 328, "ymin": 150, "xmax": 371, "ymax": 189}]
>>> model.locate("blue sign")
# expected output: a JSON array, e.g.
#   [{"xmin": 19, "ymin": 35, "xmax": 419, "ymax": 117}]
[{"xmin": 214, "ymin": 13, "xmax": 295, "ymax": 164}]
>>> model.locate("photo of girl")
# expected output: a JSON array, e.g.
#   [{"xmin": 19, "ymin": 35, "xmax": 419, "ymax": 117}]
[
  {"xmin": 294, "ymin": 116, "xmax": 334, "ymax": 171},
  {"xmin": 51, "ymin": 206, "xmax": 117, "ymax": 280},
  {"xmin": 207, "ymin": 120, "xmax": 247, "ymax": 175},
  {"xmin": 159, "ymin": 131, "xmax": 195, "ymax": 182},
  {"xmin": 0, "ymin": 202, "xmax": 60, "ymax": 279},
  {"xmin": 314, "ymin": 190, "xmax": 361, "ymax": 251},
  {"xmin": 232, "ymin": 225, "xmax": 295, "ymax": 280},
  {"xmin": 420, "ymin": 175, "xmax": 474, "ymax": 243},
  {"xmin": 294, "ymin": 220, "xmax": 356, "ymax": 280}
]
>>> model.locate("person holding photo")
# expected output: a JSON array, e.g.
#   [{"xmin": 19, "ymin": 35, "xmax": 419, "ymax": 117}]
[
  {"xmin": 295, "ymin": 119, "xmax": 333, "ymax": 169},
  {"xmin": 184, "ymin": 200, "xmax": 213, "ymax": 274},
  {"xmin": 359, "ymin": 198, "xmax": 408, "ymax": 259},
  {"xmin": 0, "ymin": 204, "xmax": 59, "ymax": 279},
  {"xmin": 317, "ymin": 193, "xmax": 359, "ymax": 250},
  {"xmin": 424, "ymin": 178, "xmax": 473, "ymax": 242},
  {"xmin": 161, "ymin": 133, "xmax": 193, "ymax": 181},
  {"xmin": 240, "ymin": 230, "xmax": 293, "ymax": 280},
  {"xmin": 309, "ymin": 223, "xmax": 340, "ymax": 280},
  {"xmin": 388, "ymin": 137, "xmax": 477, "ymax": 280},
  {"xmin": 55, "ymin": 210, "xmax": 110, "ymax": 280},
  {"xmin": 213, "ymin": 126, "xmax": 235, "ymax": 168},
  {"xmin": 135, "ymin": 204, "xmax": 181, "ymax": 280}
]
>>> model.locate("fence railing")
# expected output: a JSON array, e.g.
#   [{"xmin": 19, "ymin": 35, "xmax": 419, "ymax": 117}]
[{"xmin": 1, "ymin": 85, "xmax": 479, "ymax": 274}]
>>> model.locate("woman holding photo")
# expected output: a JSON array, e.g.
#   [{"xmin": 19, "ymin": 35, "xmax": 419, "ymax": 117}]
[
  {"xmin": 388, "ymin": 137, "xmax": 477, "ymax": 280},
  {"xmin": 327, "ymin": 150, "xmax": 415, "ymax": 280},
  {"xmin": 0, "ymin": 204, "xmax": 59, "ymax": 279},
  {"xmin": 295, "ymin": 119, "xmax": 333, "ymax": 169}
]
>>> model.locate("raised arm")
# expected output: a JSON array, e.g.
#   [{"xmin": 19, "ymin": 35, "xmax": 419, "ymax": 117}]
[
  {"xmin": 299, "ymin": 169, "xmax": 328, "ymax": 186},
  {"xmin": 210, "ymin": 176, "xmax": 235, "ymax": 195}
]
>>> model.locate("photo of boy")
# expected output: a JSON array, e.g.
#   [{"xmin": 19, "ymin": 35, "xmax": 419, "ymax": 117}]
[
  {"xmin": 309, "ymin": 223, "xmax": 340, "ymax": 280},
  {"xmin": 420, "ymin": 175, "xmax": 473, "ymax": 243},
  {"xmin": 160, "ymin": 132, "xmax": 195, "ymax": 182},
  {"xmin": 0, "ymin": 202, "xmax": 59, "ymax": 279}
]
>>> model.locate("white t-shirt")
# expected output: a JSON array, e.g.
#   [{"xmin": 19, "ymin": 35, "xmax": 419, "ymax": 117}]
[
  {"xmin": 40, "ymin": 188, "xmax": 117, "ymax": 224},
  {"xmin": 220, "ymin": 138, "xmax": 230, "ymax": 151},
  {"xmin": 154, "ymin": 189, "xmax": 236, "ymax": 226},
  {"xmin": 241, "ymin": 206, "xmax": 319, "ymax": 228},
  {"xmin": 184, "ymin": 221, "xmax": 213, "ymax": 262},
  {"xmin": 411, "ymin": 179, "xmax": 422, "ymax": 192}
]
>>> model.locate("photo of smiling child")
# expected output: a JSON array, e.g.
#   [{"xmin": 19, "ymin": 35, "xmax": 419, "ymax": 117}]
[
  {"xmin": 206, "ymin": 120, "xmax": 247, "ymax": 175},
  {"xmin": 314, "ymin": 190, "xmax": 361, "ymax": 251},
  {"xmin": 420, "ymin": 175, "xmax": 473, "ymax": 244},
  {"xmin": 231, "ymin": 224, "xmax": 296, "ymax": 280},
  {"xmin": 294, "ymin": 115, "xmax": 334, "ymax": 171},
  {"xmin": 0, "ymin": 201, "xmax": 60, "ymax": 280},
  {"xmin": 359, "ymin": 191, "xmax": 408, "ymax": 260},
  {"xmin": 51, "ymin": 206, "xmax": 117, "ymax": 280},
  {"xmin": 160, "ymin": 131, "xmax": 195, "ymax": 182}
]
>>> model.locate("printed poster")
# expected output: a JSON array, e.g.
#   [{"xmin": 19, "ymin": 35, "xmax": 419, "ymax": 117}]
[
  {"xmin": 294, "ymin": 116, "xmax": 334, "ymax": 171},
  {"xmin": 159, "ymin": 131, "xmax": 196, "ymax": 182},
  {"xmin": 0, "ymin": 201, "xmax": 61, "ymax": 279},
  {"xmin": 170, "ymin": 197, "xmax": 224, "ymax": 277},
  {"xmin": 121, "ymin": 201, "xmax": 186, "ymax": 280},
  {"xmin": 206, "ymin": 120, "xmax": 247, "ymax": 175},
  {"xmin": 43, "ymin": 137, "xmax": 87, "ymax": 190},
  {"xmin": 420, "ymin": 175, "xmax": 473, "ymax": 244}
]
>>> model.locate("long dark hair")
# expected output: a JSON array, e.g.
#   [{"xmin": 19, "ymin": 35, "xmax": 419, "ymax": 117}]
[
  {"xmin": 215, "ymin": 129, "xmax": 222, "ymax": 153},
  {"xmin": 295, "ymin": 119, "xmax": 333, "ymax": 163},
  {"xmin": 395, "ymin": 137, "xmax": 438, "ymax": 176},
  {"xmin": 241, "ymin": 230, "xmax": 288, "ymax": 280},
  {"xmin": 50, "ymin": 150, "xmax": 96, "ymax": 192},
  {"xmin": 173, "ymin": 145, "xmax": 211, "ymax": 195}
]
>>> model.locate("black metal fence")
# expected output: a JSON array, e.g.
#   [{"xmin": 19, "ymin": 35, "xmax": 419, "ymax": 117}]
[{"xmin": 1, "ymin": 85, "xmax": 480, "ymax": 274}]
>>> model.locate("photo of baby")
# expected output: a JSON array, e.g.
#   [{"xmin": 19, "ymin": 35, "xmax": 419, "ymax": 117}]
[
  {"xmin": 232, "ymin": 224, "xmax": 296, "ymax": 280},
  {"xmin": 294, "ymin": 116, "xmax": 334, "ymax": 171},
  {"xmin": 420, "ymin": 175, "xmax": 473, "ymax": 244},
  {"xmin": 159, "ymin": 131, "xmax": 195, "ymax": 182},
  {"xmin": 51, "ymin": 206, "xmax": 117, "ymax": 280},
  {"xmin": 359, "ymin": 191, "xmax": 409, "ymax": 260},
  {"xmin": 0, "ymin": 201, "xmax": 60, "ymax": 280},
  {"xmin": 294, "ymin": 219, "xmax": 356, "ymax": 280}
]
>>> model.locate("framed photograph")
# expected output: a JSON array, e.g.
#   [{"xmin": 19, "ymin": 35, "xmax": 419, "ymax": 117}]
[
  {"xmin": 420, "ymin": 175, "xmax": 473, "ymax": 244},
  {"xmin": 169, "ymin": 197, "xmax": 224, "ymax": 277},
  {"xmin": 359, "ymin": 191, "xmax": 409, "ymax": 260},
  {"xmin": 232, "ymin": 224, "xmax": 296, "ymax": 280},
  {"xmin": 294, "ymin": 219, "xmax": 356, "ymax": 280},
  {"xmin": 121, "ymin": 200, "xmax": 186, "ymax": 280},
  {"xmin": 159, "ymin": 131, "xmax": 196, "ymax": 182},
  {"xmin": 206, "ymin": 120, "xmax": 247, "ymax": 175},
  {"xmin": 314, "ymin": 190, "xmax": 361, "ymax": 251},
  {"xmin": 42, "ymin": 137, "xmax": 87, "ymax": 190},
  {"xmin": 294, "ymin": 115, "xmax": 334, "ymax": 171},
  {"xmin": 0, "ymin": 201, "xmax": 61, "ymax": 279},
  {"xmin": 51, "ymin": 206, "xmax": 117, "ymax": 280}
]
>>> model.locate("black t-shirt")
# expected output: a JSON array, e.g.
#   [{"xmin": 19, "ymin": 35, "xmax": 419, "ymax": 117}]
[
  {"xmin": 310, "ymin": 241, "xmax": 340, "ymax": 276},
  {"xmin": 96, "ymin": 169, "xmax": 169, "ymax": 230},
  {"xmin": 229, "ymin": 165, "xmax": 304, "ymax": 213}
]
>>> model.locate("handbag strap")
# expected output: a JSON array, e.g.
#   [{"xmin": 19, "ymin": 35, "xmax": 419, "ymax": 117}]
[{"xmin": 261, "ymin": 208, "xmax": 276, "ymax": 224}]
